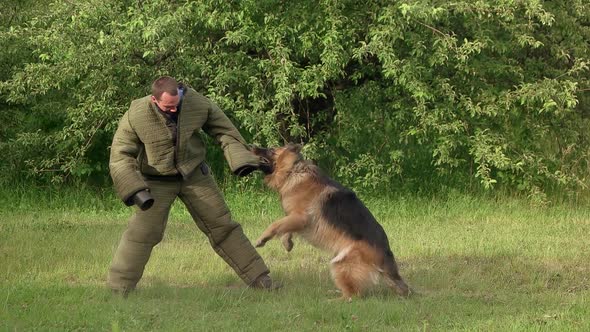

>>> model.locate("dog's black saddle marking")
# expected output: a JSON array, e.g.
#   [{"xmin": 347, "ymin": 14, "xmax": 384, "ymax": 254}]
[{"xmin": 321, "ymin": 186, "xmax": 392, "ymax": 253}]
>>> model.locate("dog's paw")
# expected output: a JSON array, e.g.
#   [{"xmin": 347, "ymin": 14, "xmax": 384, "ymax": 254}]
[
  {"xmin": 327, "ymin": 295, "xmax": 353, "ymax": 303},
  {"xmin": 282, "ymin": 240, "xmax": 293, "ymax": 252},
  {"xmin": 280, "ymin": 234, "xmax": 294, "ymax": 252},
  {"xmin": 254, "ymin": 238, "xmax": 267, "ymax": 248}
]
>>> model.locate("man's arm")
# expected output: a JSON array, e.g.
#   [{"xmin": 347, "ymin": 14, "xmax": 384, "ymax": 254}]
[
  {"xmin": 109, "ymin": 111, "xmax": 153, "ymax": 209},
  {"xmin": 202, "ymin": 102, "xmax": 262, "ymax": 176}
]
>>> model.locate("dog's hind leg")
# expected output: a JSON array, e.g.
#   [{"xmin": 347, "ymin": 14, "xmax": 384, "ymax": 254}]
[
  {"xmin": 329, "ymin": 247, "xmax": 373, "ymax": 301},
  {"xmin": 330, "ymin": 265, "xmax": 360, "ymax": 301},
  {"xmin": 381, "ymin": 252, "xmax": 410, "ymax": 297}
]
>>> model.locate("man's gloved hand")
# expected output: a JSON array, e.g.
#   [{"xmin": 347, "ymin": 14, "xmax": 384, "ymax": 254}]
[
  {"xmin": 233, "ymin": 158, "xmax": 273, "ymax": 177},
  {"xmin": 233, "ymin": 165, "xmax": 257, "ymax": 177},
  {"xmin": 131, "ymin": 189, "xmax": 154, "ymax": 211}
]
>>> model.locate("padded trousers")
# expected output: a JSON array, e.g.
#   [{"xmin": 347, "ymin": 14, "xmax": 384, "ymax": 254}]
[{"xmin": 107, "ymin": 166, "xmax": 269, "ymax": 290}]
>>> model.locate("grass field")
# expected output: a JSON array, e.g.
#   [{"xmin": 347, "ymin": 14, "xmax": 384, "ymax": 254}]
[{"xmin": 1, "ymin": 187, "xmax": 589, "ymax": 331}]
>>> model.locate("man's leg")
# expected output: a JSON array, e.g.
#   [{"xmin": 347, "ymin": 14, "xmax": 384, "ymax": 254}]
[
  {"xmin": 107, "ymin": 180, "xmax": 179, "ymax": 292},
  {"xmin": 178, "ymin": 167, "xmax": 271, "ymax": 285}
]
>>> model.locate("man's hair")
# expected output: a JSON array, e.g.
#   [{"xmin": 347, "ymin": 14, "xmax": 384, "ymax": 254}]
[{"xmin": 151, "ymin": 76, "xmax": 178, "ymax": 99}]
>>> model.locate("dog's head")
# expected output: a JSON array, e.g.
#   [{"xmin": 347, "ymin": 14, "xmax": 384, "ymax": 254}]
[{"xmin": 251, "ymin": 143, "xmax": 303, "ymax": 175}]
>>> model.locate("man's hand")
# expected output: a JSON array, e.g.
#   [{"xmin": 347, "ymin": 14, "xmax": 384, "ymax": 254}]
[
  {"xmin": 131, "ymin": 189, "xmax": 154, "ymax": 211},
  {"xmin": 233, "ymin": 165, "xmax": 258, "ymax": 177},
  {"xmin": 233, "ymin": 158, "xmax": 273, "ymax": 176}
]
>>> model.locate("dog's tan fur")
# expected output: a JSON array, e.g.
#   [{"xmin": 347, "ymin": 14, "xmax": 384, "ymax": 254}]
[{"xmin": 253, "ymin": 144, "xmax": 409, "ymax": 300}]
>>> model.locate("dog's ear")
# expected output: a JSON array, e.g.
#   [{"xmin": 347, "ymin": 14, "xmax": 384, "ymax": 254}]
[
  {"xmin": 250, "ymin": 145, "xmax": 266, "ymax": 154},
  {"xmin": 286, "ymin": 143, "xmax": 303, "ymax": 153}
]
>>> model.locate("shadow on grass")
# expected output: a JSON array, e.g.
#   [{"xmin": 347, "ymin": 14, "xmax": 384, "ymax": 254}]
[
  {"xmin": 214, "ymin": 250, "xmax": 590, "ymax": 305},
  {"xmin": 402, "ymin": 253, "xmax": 589, "ymax": 297}
]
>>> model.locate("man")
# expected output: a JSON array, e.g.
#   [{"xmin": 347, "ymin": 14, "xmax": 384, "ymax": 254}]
[{"xmin": 108, "ymin": 76, "xmax": 278, "ymax": 295}]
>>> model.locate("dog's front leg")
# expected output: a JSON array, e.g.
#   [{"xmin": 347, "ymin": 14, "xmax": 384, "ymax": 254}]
[
  {"xmin": 280, "ymin": 233, "xmax": 294, "ymax": 252},
  {"xmin": 254, "ymin": 214, "xmax": 306, "ymax": 248}
]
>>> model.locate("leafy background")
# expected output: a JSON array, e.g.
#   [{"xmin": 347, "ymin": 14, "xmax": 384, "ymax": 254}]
[{"xmin": 1, "ymin": 0, "xmax": 589, "ymax": 201}]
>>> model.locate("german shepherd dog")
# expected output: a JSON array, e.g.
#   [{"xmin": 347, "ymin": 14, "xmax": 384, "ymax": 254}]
[{"xmin": 252, "ymin": 144, "xmax": 410, "ymax": 300}]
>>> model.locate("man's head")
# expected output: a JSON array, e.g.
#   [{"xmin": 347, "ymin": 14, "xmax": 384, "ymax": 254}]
[{"xmin": 151, "ymin": 76, "xmax": 180, "ymax": 113}]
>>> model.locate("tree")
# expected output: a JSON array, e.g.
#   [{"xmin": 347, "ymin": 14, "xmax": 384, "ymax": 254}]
[{"xmin": 1, "ymin": 0, "xmax": 589, "ymax": 199}]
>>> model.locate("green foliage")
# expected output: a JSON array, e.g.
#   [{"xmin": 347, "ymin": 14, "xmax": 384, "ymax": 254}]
[{"xmin": 1, "ymin": 0, "xmax": 589, "ymax": 198}]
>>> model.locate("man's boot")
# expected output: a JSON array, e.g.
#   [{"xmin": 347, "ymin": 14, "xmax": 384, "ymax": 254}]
[{"xmin": 249, "ymin": 273, "xmax": 283, "ymax": 290}]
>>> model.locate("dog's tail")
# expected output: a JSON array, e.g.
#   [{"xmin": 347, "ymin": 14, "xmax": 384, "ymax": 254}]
[{"xmin": 382, "ymin": 250, "xmax": 410, "ymax": 297}]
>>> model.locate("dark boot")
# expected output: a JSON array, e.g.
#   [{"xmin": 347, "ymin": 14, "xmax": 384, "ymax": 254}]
[
  {"xmin": 111, "ymin": 287, "xmax": 133, "ymax": 298},
  {"xmin": 248, "ymin": 273, "xmax": 283, "ymax": 290}
]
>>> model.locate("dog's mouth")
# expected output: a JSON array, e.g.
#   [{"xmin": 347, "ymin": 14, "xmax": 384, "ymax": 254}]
[
  {"xmin": 251, "ymin": 146, "xmax": 276, "ymax": 174},
  {"xmin": 259, "ymin": 156, "xmax": 275, "ymax": 174}
]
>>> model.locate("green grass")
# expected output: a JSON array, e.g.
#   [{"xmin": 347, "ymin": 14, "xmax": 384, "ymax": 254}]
[{"xmin": 1, "ymin": 187, "xmax": 589, "ymax": 331}]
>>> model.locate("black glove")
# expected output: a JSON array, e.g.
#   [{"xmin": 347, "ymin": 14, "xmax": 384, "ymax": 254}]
[
  {"xmin": 131, "ymin": 189, "xmax": 154, "ymax": 211},
  {"xmin": 233, "ymin": 158, "xmax": 273, "ymax": 177},
  {"xmin": 233, "ymin": 164, "xmax": 258, "ymax": 177}
]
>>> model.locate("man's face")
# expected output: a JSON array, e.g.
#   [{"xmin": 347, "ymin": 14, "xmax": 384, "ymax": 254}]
[{"xmin": 151, "ymin": 91, "xmax": 180, "ymax": 113}]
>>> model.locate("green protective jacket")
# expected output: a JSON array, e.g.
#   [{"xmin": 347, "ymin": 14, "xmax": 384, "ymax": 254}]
[{"xmin": 109, "ymin": 87, "xmax": 259, "ymax": 204}]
